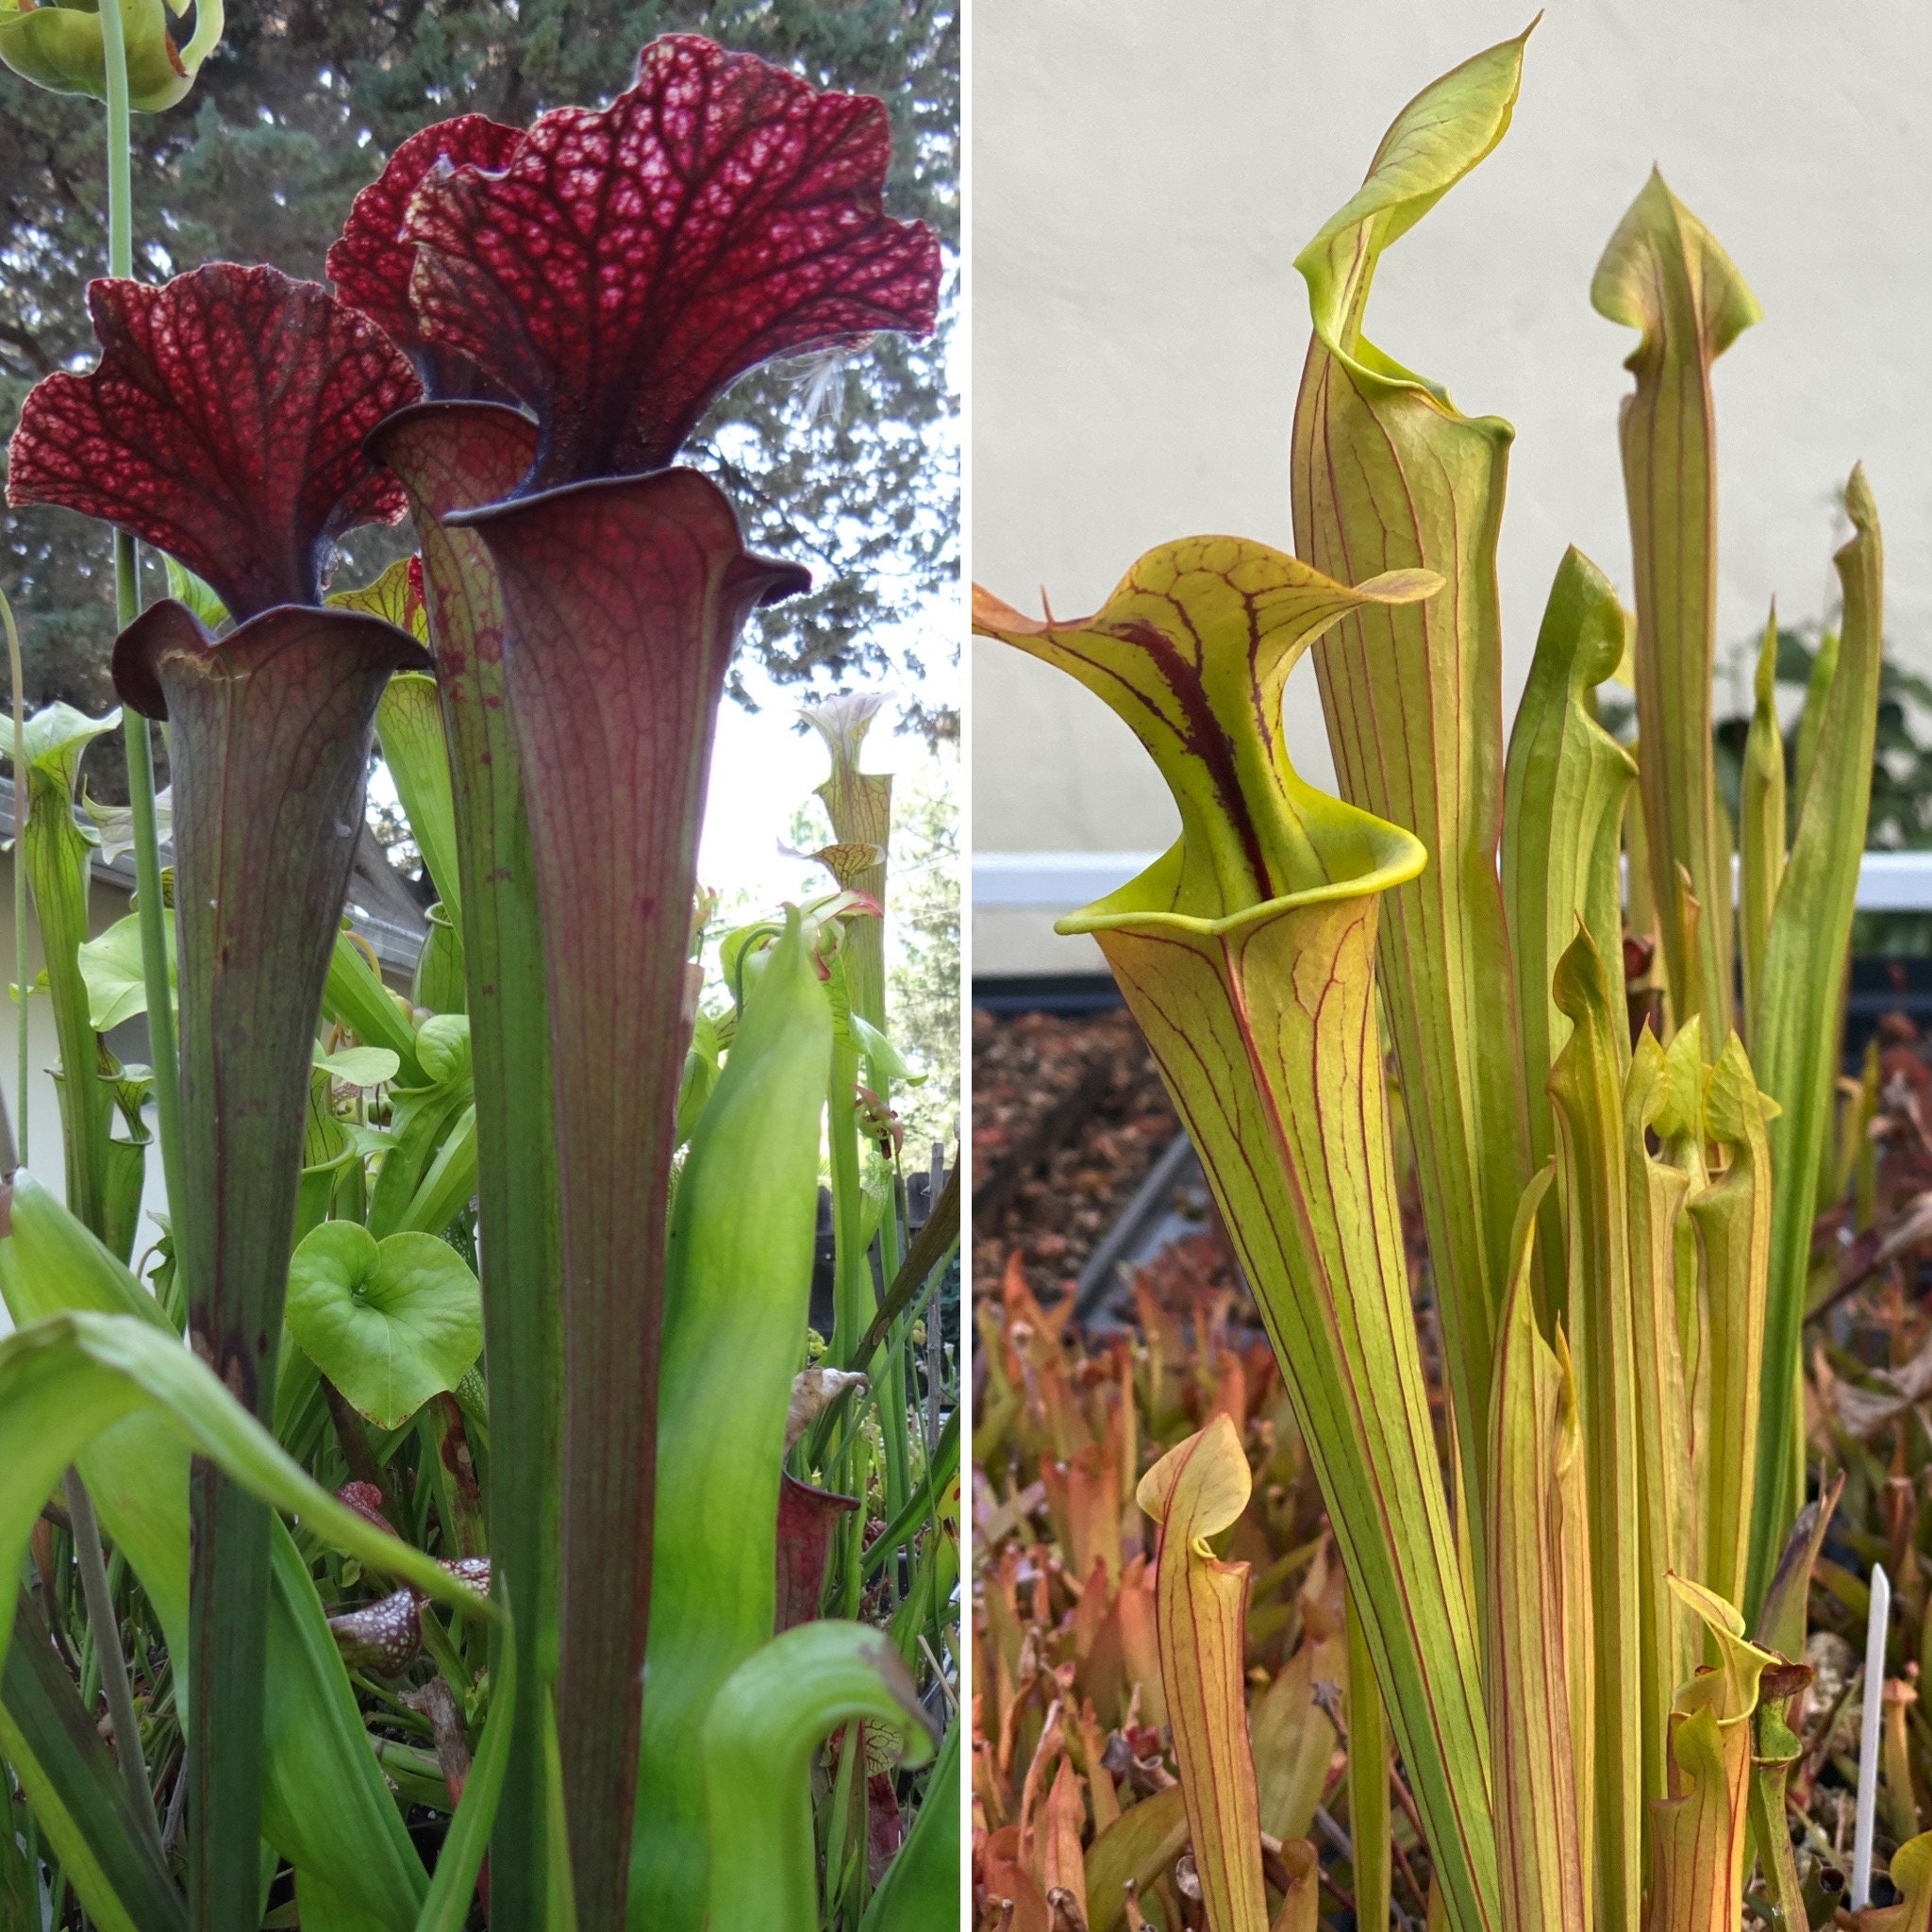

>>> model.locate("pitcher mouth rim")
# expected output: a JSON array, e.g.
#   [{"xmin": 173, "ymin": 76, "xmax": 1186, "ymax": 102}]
[{"xmin": 1055, "ymin": 828, "xmax": 1428, "ymax": 942}]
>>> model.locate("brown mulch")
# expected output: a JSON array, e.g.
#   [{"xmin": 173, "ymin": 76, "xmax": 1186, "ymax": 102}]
[{"xmin": 970, "ymin": 1006, "xmax": 1176, "ymax": 1306}]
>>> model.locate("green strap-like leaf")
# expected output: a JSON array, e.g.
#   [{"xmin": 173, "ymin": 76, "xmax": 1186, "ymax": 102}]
[
  {"xmin": 296, "ymin": 1871, "xmax": 395, "ymax": 1930},
  {"xmin": 1592, "ymin": 170, "xmax": 1761, "ymax": 1041},
  {"xmin": 1747, "ymin": 468, "xmax": 1884, "ymax": 1612},
  {"xmin": 1084, "ymin": 1785, "xmax": 1189, "ymax": 1932},
  {"xmin": 325, "ymin": 931, "xmax": 425, "ymax": 1087},
  {"xmin": 1344, "ymin": 1582, "xmax": 1392, "ymax": 1932},
  {"xmin": 1291, "ymin": 29, "xmax": 1539, "ymax": 1601},
  {"xmin": 365, "ymin": 1077, "xmax": 473, "ymax": 1241},
  {"xmin": 631, "ymin": 908, "xmax": 832, "ymax": 1924},
  {"xmin": 0, "ymin": 1587, "xmax": 184, "ymax": 1932},
  {"xmin": 1739, "ymin": 609, "xmax": 1786, "ymax": 1040},
  {"xmin": 412, "ymin": 1636, "xmax": 517, "ymax": 1932},
  {"xmin": 392, "ymin": 1100, "xmax": 478, "ymax": 1240}
]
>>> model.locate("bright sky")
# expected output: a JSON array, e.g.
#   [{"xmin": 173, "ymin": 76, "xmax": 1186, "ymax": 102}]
[
  {"xmin": 698, "ymin": 632, "xmax": 957, "ymax": 917},
  {"xmin": 365, "ymin": 656, "xmax": 953, "ymax": 913},
  {"xmin": 700, "ymin": 672, "xmax": 847, "ymax": 908}
]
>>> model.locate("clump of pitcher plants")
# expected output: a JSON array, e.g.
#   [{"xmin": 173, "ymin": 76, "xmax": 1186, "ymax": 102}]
[{"xmin": 976, "ymin": 24, "xmax": 1922, "ymax": 1932}]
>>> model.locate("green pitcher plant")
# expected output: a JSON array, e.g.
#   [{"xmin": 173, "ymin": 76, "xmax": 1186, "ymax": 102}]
[
  {"xmin": 978, "ymin": 22, "xmax": 1888, "ymax": 1932},
  {"xmin": 974, "ymin": 541, "xmax": 1501, "ymax": 1926}
]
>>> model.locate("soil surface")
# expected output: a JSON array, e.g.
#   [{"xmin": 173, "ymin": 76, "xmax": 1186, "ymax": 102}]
[{"xmin": 970, "ymin": 1005, "xmax": 1176, "ymax": 1305}]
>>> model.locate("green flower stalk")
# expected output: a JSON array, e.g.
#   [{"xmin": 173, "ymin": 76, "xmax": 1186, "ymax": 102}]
[{"xmin": 974, "ymin": 538, "xmax": 1502, "ymax": 1932}]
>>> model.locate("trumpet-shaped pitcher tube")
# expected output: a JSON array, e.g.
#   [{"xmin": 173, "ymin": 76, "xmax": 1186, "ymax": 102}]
[
  {"xmin": 447, "ymin": 467, "xmax": 808, "ymax": 1924},
  {"xmin": 8, "ymin": 259, "xmax": 427, "ymax": 1925},
  {"xmin": 975, "ymin": 536, "xmax": 1501, "ymax": 1932},
  {"xmin": 1290, "ymin": 29, "xmax": 1538, "ymax": 1580},
  {"xmin": 114, "ymin": 598, "xmax": 428, "ymax": 1925}
]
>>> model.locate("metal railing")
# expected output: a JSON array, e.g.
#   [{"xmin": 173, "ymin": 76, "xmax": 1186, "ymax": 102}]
[{"xmin": 974, "ymin": 848, "xmax": 1932, "ymax": 913}]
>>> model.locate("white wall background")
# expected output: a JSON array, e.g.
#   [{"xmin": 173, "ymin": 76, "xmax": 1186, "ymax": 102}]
[{"xmin": 972, "ymin": 0, "xmax": 1932, "ymax": 971}]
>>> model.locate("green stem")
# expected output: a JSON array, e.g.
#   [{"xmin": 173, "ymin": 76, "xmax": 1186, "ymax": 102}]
[
  {"xmin": 873, "ymin": 1172, "xmax": 911, "ymax": 1541},
  {"xmin": 119, "ymin": 626, "xmax": 182, "ymax": 1223},
  {"xmin": 97, "ymin": 0, "xmax": 184, "ymax": 1248},
  {"xmin": 98, "ymin": 0, "xmax": 132, "ymax": 278},
  {"xmin": 826, "ymin": 1034, "xmax": 869, "ymax": 1370},
  {"xmin": 61, "ymin": 1468, "xmax": 161, "ymax": 1856},
  {"xmin": 1, "ymin": 587, "xmax": 26, "ymax": 1166}
]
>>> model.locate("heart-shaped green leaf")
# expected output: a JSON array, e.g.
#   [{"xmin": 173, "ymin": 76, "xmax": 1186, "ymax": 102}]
[
  {"xmin": 77, "ymin": 910, "xmax": 177, "ymax": 1033},
  {"xmin": 285, "ymin": 1221, "xmax": 481, "ymax": 1428}
]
